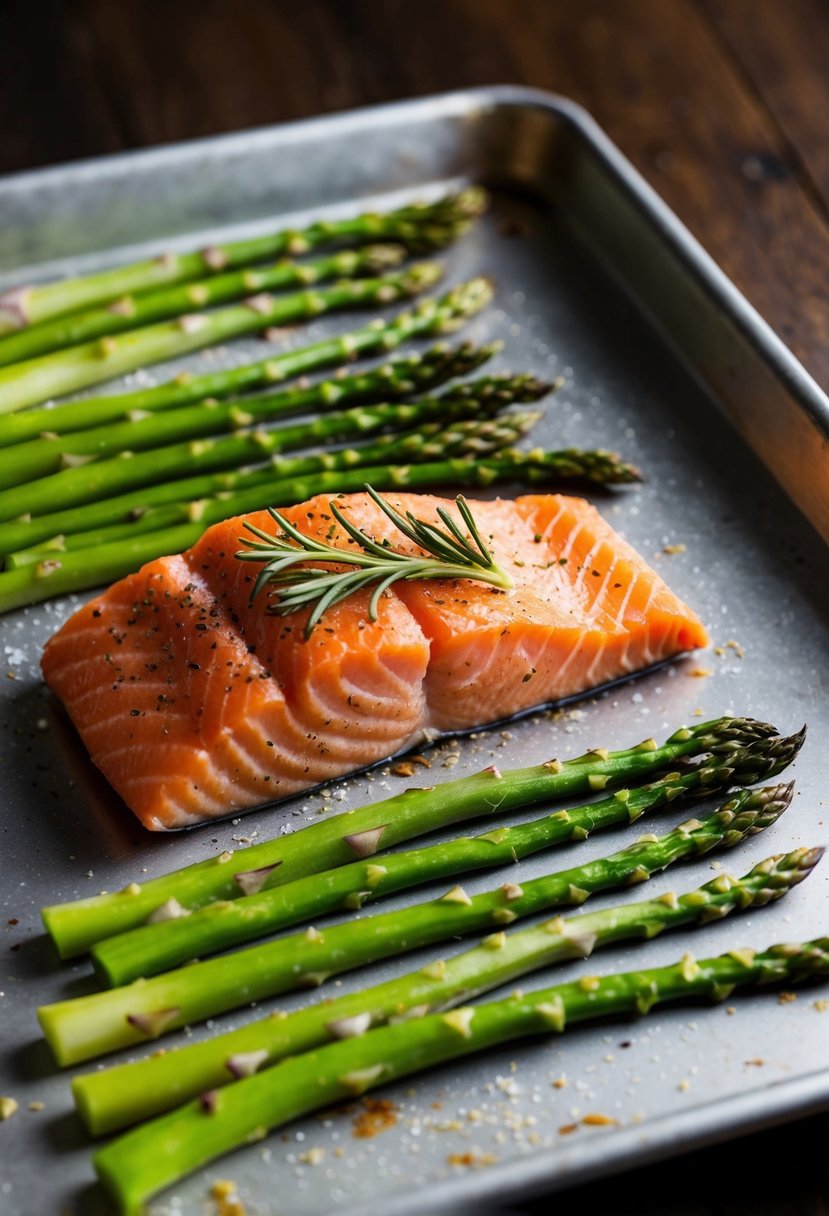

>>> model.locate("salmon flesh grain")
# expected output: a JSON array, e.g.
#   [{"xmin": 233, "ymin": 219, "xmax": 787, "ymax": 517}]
[{"xmin": 42, "ymin": 493, "xmax": 708, "ymax": 829}]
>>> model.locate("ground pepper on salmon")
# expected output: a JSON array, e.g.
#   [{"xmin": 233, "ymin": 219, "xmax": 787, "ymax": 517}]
[{"xmin": 41, "ymin": 492, "xmax": 708, "ymax": 829}]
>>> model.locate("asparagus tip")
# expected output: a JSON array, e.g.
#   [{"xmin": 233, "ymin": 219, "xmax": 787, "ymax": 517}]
[
  {"xmin": 454, "ymin": 185, "xmax": 490, "ymax": 218},
  {"xmin": 362, "ymin": 243, "xmax": 408, "ymax": 272},
  {"xmin": 433, "ymin": 277, "xmax": 494, "ymax": 328},
  {"xmin": 401, "ymin": 262, "xmax": 444, "ymax": 293},
  {"xmin": 688, "ymin": 716, "xmax": 778, "ymax": 752}
]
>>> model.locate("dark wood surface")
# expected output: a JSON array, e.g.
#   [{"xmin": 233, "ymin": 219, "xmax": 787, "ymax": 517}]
[
  {"xmin": 3, "ymin": 0, "xmax": 829, "ymax": 392},
  {"xmin": 2, "ymin": 2, "xmax": 828, "ymax": 1213}
]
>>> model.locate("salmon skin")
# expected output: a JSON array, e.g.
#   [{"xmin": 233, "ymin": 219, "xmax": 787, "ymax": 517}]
[{"xmin": 41, "ymin": 493, "xmax": 708, "ymax": 830}]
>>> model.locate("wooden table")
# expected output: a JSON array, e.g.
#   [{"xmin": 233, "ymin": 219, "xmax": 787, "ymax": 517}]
[{"xmin": 2, "ymin": 2, "xmax": 827, "ymax": 1213}]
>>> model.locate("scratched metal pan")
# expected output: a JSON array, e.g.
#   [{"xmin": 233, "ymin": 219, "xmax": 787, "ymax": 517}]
[{"xmin": 0, "ymin": 87, "xmax": 828, "ymax": 1216}]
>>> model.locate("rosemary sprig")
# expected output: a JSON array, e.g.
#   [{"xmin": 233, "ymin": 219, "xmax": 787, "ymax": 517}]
[{"xmin": 237, "ymin": 487, "xmax": 514, "ymax": 634}]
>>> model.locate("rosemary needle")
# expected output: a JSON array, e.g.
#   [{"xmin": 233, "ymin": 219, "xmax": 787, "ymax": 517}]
[{"xmin": 237, "ymin": 486, "xmax": 514, "ymax": 634}]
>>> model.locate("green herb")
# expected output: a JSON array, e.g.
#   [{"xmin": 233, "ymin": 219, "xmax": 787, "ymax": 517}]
[{"xmin": 237, "ymin": 487, "xmax": 514, "ymax": 634}]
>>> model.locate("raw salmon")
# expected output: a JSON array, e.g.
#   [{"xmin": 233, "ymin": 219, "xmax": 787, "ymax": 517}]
[{"xmin": 41, "ymin": 493, "xmax": 708, "ymax": 829}]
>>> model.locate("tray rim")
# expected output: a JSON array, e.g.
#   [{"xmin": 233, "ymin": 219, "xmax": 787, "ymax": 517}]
[
  {"xmin": 0, "ymin": 82, "xmax": 826, "ymax": 430},
  {"xmin": 1, "ymin": 85, "xmax": 828, "ymax": 1211},
  {"xmin": 2, "ymin": 84, "xmax": 827, "ymax": 542},
  {"xmin": 342, "ymin": 1061, "xmax": 829, "ymax": 1215}
]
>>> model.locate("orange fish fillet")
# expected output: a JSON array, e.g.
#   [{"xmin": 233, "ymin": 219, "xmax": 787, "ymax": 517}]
[{"xmin": 41, "ymin": 493, "xmax": 708, "ymax": 829}]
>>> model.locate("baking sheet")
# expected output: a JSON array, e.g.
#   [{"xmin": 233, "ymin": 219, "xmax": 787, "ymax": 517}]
[{"xmin": 1, "ymin": 88, "xmax": 828, "ymax": 1216}]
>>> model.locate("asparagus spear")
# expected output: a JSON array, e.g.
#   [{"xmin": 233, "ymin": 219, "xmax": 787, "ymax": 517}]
[
  {"xmin": 0, "ymin": 372, "xmax": 546, "ymax": 519},
  {"xmin": 0, "ymin": 440, "xmax": 633, "ymax": 564},
  {"xmin": 0, "ymin": 246, "xmax": 408, "ymax": 367},
  {"xmin": 37, "ymin": 780, "xmax": 804, "ymax": 1066},
  {"xmin": 73, "ymin": 784, "xmax": 792, "ymax": 1134},
  {"xmin": 93, "ymin": 925, "xmax": 829, "ymax": 1213},
  {"xmin": 91, "ymin": 754, "xmax": 793, "ymax": 987},
  {"xmin": 41, "ymin": 716, "xmax": 780, "ymax": 958},
  {"xmin": 0, "ymin": 340, "xmax": 501, "ymax": 490},
  {"xmin": 0, "ymin": 278, "xmax": 494, "ymax": 448},
  {"xmin": 0, "ymin": 187, "xmax": 487, "ymax": 336},
  {"xmin": 2, "ymin": 427, "xmax": 478, "ymax": 556},
  {"xmin": 0, "ymin": 262, "xmax": 443, "ymax": 414},
  {"xmin": 0, "ymin": 450, "xmax": 641, "ymax": 610},
  {"xmin": 7, "ymin": 412, "xmax": 541, "ymax": 566}
]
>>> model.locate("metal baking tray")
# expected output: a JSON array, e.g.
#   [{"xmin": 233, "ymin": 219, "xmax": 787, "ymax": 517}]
[{"xmin": 1, "ymin": 87, "xmax": 828, "ymax": 1216}]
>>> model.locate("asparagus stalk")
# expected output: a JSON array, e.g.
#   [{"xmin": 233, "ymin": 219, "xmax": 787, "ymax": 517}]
[
  {"xmin": 41, "ymin": 716, "xmax": 781, "ymax": 959},
  {"xmin": 0, "ymin": 187, "xmax": 487, "ymax": 335},
  {"xmin": 0, "ymin": 450, "xmax": 641, "ymax": 609},
  {"xmin": 0, "ymin": 246, "xmax": 408, "ymax": 368},
  {"xmin": 0, "ymin": 278, "xmax": 493, "ymax": 448},
  {"xmin": 1, "ymin": 430, "xmax": 471, "ymax": 556},
  {"xmin": 73, "ymin": 784, "xmax": 792, "ymax": 1134},
  {"xmin": 0, "ymin": 439, "xmax": 630, "ymax": 562},
  {"xmin": 0, "ymin": 340, "xmax": 501, "ymax": 490},
  {"xmin": 93, "ymin": 925, "xmax": 829, "ymax": 1213},
  {"xmin": 0, "ymin": 372, "xmax": 546, "ymax": 520},
  {"xmin": 37, "ymin": 779, "xmax": 804, "ymax": 1066},
  {"xmin": 0, "ymin": 262, "xmax": 443, "ymax": 414},
  {"xmin": 7, "ymin": 412, "xmax": 541, "ymax": 566},
  {"xmin": 91, "ymin": 755, "xmax": 793, "ymax": 987}
]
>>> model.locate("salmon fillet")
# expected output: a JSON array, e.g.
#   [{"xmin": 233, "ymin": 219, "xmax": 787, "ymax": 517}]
[{"xmin": 41, "ymin": 493, "xmax": 708, "ymax": 829}]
